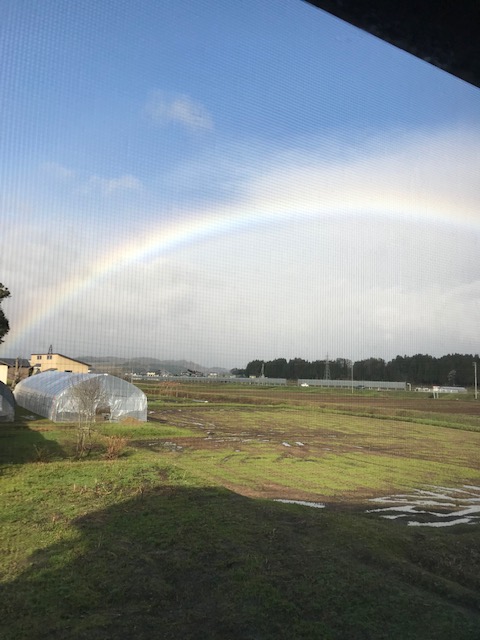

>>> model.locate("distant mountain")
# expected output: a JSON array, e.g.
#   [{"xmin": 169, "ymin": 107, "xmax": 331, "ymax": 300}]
[
  {"xmin": 79, "ymin": 356, "xmax": 126, "ymax": 364},
  {"xmin": 77, "ymin": 356, "xmax": 228, "ymax": 375}
]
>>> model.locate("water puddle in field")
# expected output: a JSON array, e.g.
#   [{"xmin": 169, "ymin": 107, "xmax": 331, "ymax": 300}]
[{"xmin": 366, "ymin": 485, "xmax": 480, "ymax": 527}]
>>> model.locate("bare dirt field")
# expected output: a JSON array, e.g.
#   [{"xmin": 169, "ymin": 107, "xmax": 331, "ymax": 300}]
[
  {"xmin": 140, "ymin": 385, "xmax": 480, "ymax": 512},
  {"xmin": 145, "ymin": 381, "xmax": 480, "ymax": 414},
  {"xmin": 313, "ymin": 393, "xmax": 480, "ymax": 415}
]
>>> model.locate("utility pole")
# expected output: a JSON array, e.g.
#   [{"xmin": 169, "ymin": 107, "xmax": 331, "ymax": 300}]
[
  {"xmin": 474, "ymin": 361, "xmax": 478, "ymax": 400},
  {"xmin": 351, "ymin": 360, "xmax": 354, "ymax": 395}
]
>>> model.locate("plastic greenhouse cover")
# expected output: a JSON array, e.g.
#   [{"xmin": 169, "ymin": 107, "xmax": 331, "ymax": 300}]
[
  {"xmin": 14, "ymin": 371, "xmax": 147, "ymax": 422},
  {"xmin": 0, "ymin": 381, "xmax": 15, "ymax": 422}
]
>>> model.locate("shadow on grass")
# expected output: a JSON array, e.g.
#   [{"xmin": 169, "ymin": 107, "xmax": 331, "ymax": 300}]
[
  {"xmin": 2, "ymin": 485, "xmax": 480, "ymax": 640},
  {"xmin": 0, "ymin": 408, "xmax": 66, "ymax": 466}
]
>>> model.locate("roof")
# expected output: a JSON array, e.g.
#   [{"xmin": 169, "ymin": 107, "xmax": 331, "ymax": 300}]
[
  {"xmin": 0, "ymin": 358, "xmax": 31, "ymax": 368},
  {"xmin": 31, "ymin": 353, "xmax": 91, "ymax": 367},
  {"xmin": 304, "ymin": 0, "xmax": 480, "ymax": 88}
]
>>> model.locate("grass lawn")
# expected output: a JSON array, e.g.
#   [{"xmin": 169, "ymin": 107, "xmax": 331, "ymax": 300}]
[{"xmin": 1, "ymin": 389, "xmax": 480, "ymax": 639}]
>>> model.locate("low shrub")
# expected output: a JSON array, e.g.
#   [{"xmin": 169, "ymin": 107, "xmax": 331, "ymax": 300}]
[{"xmin": 103, "ymin": 434, "xmax": 129, "ymax": 459}]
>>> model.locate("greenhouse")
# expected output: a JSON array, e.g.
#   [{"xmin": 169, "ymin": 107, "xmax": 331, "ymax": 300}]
[
  {"xmin": 0, "ymin": 381, "xmax": 15, "ymax": 422},
  {"xmin": 14, "ymin": 371, "xmax": 147, "ymax": 423}
]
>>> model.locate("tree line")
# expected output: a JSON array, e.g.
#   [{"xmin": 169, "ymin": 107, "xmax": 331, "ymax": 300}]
[{"xmin": 232, "ymin": 354, "xmax": 480, "ymax": 386}]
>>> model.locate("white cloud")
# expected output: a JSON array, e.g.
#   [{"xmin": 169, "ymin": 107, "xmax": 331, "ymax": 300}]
[
  {"xmin": 103, "ymin": 174, "xmax": 142, "ymax": 194},
  {"xmin": 144, "ymin": 90, "xmax": 213, "ymax": 131},
  {"xmin": 41, "ymin": 162, "xmax": 75, "ymax": 180},
  {"xmin": 3, "ymin": 126, "xmax": 480, "ymax": 367},
  {"xmin": 86, "ymin": 174, "xmax": 142, "ymax": 195},
  {"xmin": 243, "ymin": 128, "xmax": 480, "ymax": 226}
]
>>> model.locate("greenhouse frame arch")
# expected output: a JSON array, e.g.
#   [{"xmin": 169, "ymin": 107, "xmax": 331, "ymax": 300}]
[{"xmin": 14, "ymin": 371, "xmax": 147, "ymax": 423}]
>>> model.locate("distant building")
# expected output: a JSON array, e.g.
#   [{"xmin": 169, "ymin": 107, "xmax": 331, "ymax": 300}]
[
  {"xmin": 0, "ymin": 358, "xmax": 31, "ymax": 385},
  {"xmin": 297, "ymin": 379, "xmax": 406, "ymax": 391},
  {"xmin": 30, "ymin": 353, "xmax": 90, "ymax": 374}
]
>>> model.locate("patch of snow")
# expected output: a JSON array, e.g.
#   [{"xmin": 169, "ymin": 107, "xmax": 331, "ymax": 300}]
[
  {"xmin": 275, "ymin": 499, "xmax": 325, "ymax": 509},
  {"xmin": 367, "ymin": 485, "xmax": 480, "ymax": 527},
  {"xmin": 408, "ymin": 518, "xmax": 478, "ymax": 528},
  {"xmin": 367, "ymin": 505, "xmax": 429, "ymax": 515},
  {"xmin": 370, "ymin": 494, "xmax": 415, "ymax": 502},
  {"xmin": 295, "ymin": 442, "xmax": 305, "ymax": 446},
  {"xmin": 163, "ymin": 441, "xmax": 183, "ymax": 451},
  {"xmin": 370, "ymin": 497, "xmax": 457, "ymax": 507},
  {"xmin": 414, "ymin": 490, "xmax": 459, "ymax": 500},
  {"xmin": 282, "ymin": 442, "xmax": 291, "ymax": 447},
  {"xmin": 427, "ymin": 506, "xmax": 480, "ymax": 518}
]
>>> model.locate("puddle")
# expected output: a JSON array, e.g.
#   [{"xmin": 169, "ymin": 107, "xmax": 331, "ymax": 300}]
[{"xmin": 366, "ymin": 485, "xmax": 480, "ymax": 527}]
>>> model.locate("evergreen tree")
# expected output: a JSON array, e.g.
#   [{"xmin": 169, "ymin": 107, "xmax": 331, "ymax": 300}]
[{"xmin": 0, "ymin": 283, "xmax": 10, "ymax": 345}]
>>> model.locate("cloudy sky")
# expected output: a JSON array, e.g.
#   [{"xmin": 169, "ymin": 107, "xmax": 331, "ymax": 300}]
[{"xmin": 1, "ymin": 0, "xmax": 479, "ymax": 369}]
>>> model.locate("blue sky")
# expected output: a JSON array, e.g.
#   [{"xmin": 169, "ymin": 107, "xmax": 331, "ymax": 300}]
[{"xmin": 1, "ymin": 0, "xmax": 480, "ymax": 368}]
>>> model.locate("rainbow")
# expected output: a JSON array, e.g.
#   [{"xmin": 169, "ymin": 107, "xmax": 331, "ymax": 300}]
[{"xmin": 5, "ymin": 173, "xmax": 479, "ymax": 352}]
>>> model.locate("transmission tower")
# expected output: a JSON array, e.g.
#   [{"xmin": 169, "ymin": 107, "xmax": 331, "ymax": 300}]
[{"xmin": 324, "ymin": 353, "xmax": 331, "ymax": 380}]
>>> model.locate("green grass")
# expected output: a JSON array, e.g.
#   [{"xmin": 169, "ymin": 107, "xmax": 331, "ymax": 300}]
[
  {"xmin": 1, "ymin": 392, "xmax": 480, "ymax": 639},
  {"xmin": 313, "ymin": 406, "xmax": 480, "ymax": 432},
  {"xmin": 171, "ymin": 447, "xmax": 479, "ymax": 498}
]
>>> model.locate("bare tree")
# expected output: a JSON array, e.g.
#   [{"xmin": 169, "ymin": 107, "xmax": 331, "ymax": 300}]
[
  {"xmin": 157, "ymin": 380, "xmax": 180, "ymax": 399},
  {"xmin": 71, "ymin": 376, "xmax": 109, "ymax": 457}
]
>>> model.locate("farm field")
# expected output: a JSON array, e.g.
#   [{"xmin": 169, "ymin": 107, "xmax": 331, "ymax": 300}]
[{"xmin": 1, "ymin": 384, "xmax": 480, "ymax": 639}]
